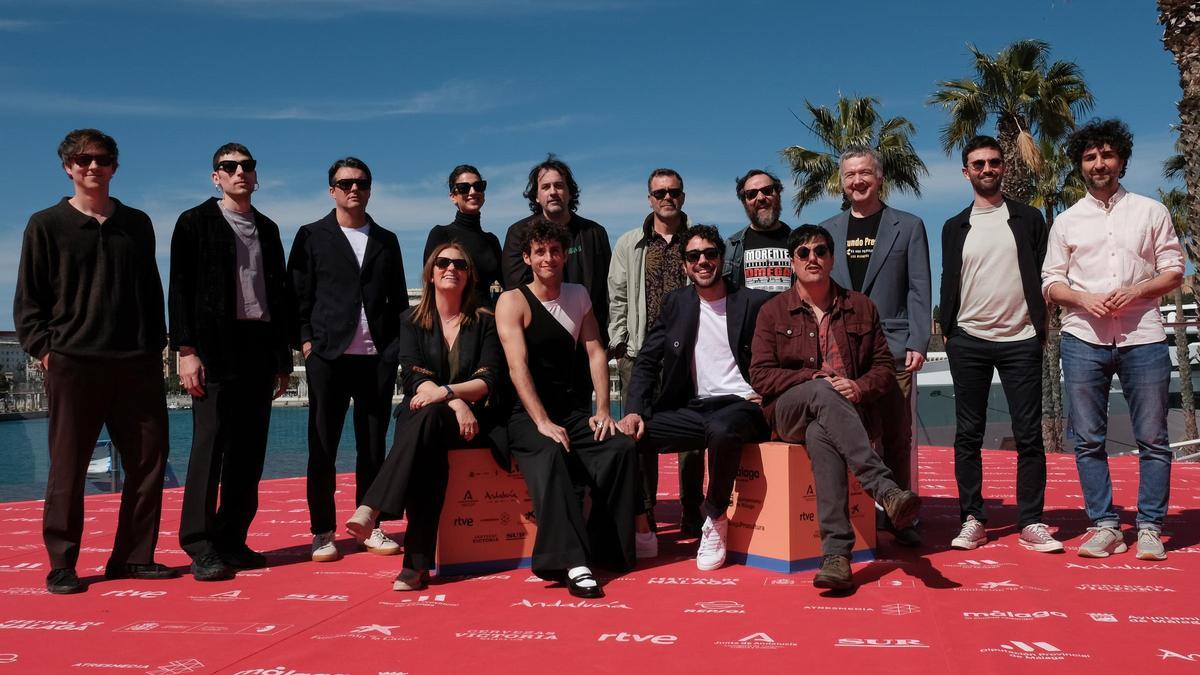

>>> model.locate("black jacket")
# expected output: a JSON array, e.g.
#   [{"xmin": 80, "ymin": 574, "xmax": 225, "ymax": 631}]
[
  {"xmin": 939, "ymin": 197, "xmax": 1049, "ymax": 342},
  {"xmin": 168, "ymin": 198, "xmax": 294, "ymax": 379},
  {"xmin": 424, "ymin": 212, "xmax": 503, "ymax": 309},
  {"xmin": 288, "ymin": 210, "xmax": 408, "ymax": 361},
  {"xmin": 626, "ymin": 280, "xmax": 771, "ymax": 417},
  {"xmin": 501, "ymin": 212, "xmax": 611, "ymax": 337}
]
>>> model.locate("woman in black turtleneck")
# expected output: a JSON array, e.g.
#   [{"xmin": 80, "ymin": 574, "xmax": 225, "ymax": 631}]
[{"xmin": 423, "ymin": 164, "xmax": 503, "ymax": 309}]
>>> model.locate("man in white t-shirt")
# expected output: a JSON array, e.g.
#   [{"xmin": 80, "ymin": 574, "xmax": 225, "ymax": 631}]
[
  {"xmin": 617, "ymin": 225, "xmax": 772, "ymax": 571},
  {"xmin": 288, "ymin": 157, "xmax": 408, "ymax": 563},
  {"xmin": 939, "ymin": 136, "xmax": 1057, "ymax": 554}
]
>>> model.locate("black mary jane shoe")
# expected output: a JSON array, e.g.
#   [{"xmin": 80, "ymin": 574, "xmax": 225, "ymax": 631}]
[{"xmin": 566, "ymin": 572, "xmax": 605, "ymax": 599}]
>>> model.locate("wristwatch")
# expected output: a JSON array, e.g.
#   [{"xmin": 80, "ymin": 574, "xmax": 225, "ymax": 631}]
[{"xmin": 443, "ymin": 384, "xmax": 456, "ymax": 401}]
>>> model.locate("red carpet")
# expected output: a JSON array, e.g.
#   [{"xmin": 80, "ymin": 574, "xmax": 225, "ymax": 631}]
[{"xmin": 2, "ymin": 447, "xmax": 1199, "ymax": 674}]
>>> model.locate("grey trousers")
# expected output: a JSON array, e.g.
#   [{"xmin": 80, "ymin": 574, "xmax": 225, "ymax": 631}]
[{"xmin": 773, "ymin": 379, "xmax": 899, "ymax": 556}]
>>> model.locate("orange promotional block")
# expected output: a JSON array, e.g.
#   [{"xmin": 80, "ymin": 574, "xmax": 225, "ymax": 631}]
[
  {"xmin": 435, "ymin": 448, "xmax": 537, "ymax": 576},
  {"xmin": 726, "ymin": 442, "xmax": 875, "ymax": 573}
]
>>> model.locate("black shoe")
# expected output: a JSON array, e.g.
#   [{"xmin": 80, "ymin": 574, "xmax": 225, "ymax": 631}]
[
  {"xmin": 219, "ymin": 545, "xmax": 267, "ymax": 570},
  {"xmin": 191, "ymin": 553, "xmax": 236, "ymax": 582},
  {"xmin": 891, "ymin": 525, "xmax": 922, "ymax": 547},
  {"xmin": 565, "ymin": 571, "xmax": 605, "ymax": 599},
  {"xmin": 878, "ymin": 488, "xmax": 921, "ymax": 531},
  {"xmin": 105, "ymin": 561, "xmax": 179, "ymax": 580},
  {"xmin": 680, "ymin": 510, "xmax": 704, "ymax": 539},
  {"xmin": 46, "ymin": 568, "xmax": 84, "ymax": 594},
  {"xmin": 813, "ymin": 554, "xmax": 854, "ymax": 590}
]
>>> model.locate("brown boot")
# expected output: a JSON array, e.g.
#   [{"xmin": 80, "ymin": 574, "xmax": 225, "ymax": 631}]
[
  {"xmin": 813, "ymin": 554, "xmax": 853, "ymax": 590},
  {"xmin": 878, "ymin": 488, "xmax": 921, "ymax": 531}
]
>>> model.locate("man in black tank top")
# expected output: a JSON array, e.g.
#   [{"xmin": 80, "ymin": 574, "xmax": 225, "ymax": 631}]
[{"xmin": 495, "ymin": 219, "xmax": 638, "ymax": 599}]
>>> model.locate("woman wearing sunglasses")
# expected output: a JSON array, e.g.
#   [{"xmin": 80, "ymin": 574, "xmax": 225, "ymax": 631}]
[
  {"xmin": 423, "ymin": 164, "xmax": 503, "ymax": 309},
  {"xmin": 345, "ymin": 243, "xmax": 504, "ymax": 591}
]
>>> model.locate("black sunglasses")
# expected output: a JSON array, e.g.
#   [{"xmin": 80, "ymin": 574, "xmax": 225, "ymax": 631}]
[
  {"xmin": 333, "ymin": 178, "xmax": 372, "ymax": 191},
  {"xmin": 452, "ymin": 180, "xmax": 487, "ymax": 195},
  {"xmin": 216, "ymin": 159, "xmax": 258, "ymax": 173},
  {"xmin": 741, "ymin": 185, "xmax": 778, "ymax": 200},
  {"xmin": 684, "ymin": 247, "xmax": 721, "ymax": 264},
  {"xmin": 70, "ymin": 153, "xmax": 115, "ymax": 168},
  {"xmin": 650, "ymin": 188, "xmax": 684, "ymax": 200},
  {"xmin": 794, "ymin": 244, "xmax": 830, "ymax": 260},
  {"xmin": 434, "ymin": 256, "xmax": 470, "ymax": 271},
  {"xmin": 968, "ymin": 158, "xmax": 1004, "ymax": 171}
]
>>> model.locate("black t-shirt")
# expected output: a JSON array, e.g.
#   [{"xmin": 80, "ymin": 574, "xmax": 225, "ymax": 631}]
[
  {"xmin": 741, "ymin": 225, "xmax": 792, "ymax": 293},
  {"xmin": 845, "ymin": 210, "xmax": 883, "ymax": 292}
]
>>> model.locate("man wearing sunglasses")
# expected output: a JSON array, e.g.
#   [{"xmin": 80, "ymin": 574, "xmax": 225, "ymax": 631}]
[
  {"xmin": 502, "ymin": 155, "xmax": 611, "ymax": 339},
  {"xmin": 608, "ymin": 168, "xmax": 706, "ymax": 543},
  {"xmin": 939, "ymin": 136, "xmax": 1057, "ymax": 554},
  {"xmin": 169, "ymin": 143, "xmax": 295, "ymax": 581},
  {"xmin": 750, "ymin": 224, "xmax": 921, "ymax": 590},
  {"xmin": 820, "ymin": 146, "xmax": 930, "ymax": 546},
  {"xmin": 723, "ymin": 169, "xmax": 793, "ymax": 293},
  {"xmin": 288, "ymin": 157, "xmax": 408, "ymax": 563},
  {"xmin": 617, "ymin": 225, "xmax": 772, "ymax": 570},
  {"xmin": 15, "ymin": 128, "xmax": 177, "ymax": 593}
]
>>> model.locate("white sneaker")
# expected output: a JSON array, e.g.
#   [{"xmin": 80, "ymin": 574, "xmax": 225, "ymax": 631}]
[
  {"xmin": 696, "ymin": 515, "xmax": 728, "ymax": 571},
  {"xmin": 311, "ymin": 532, "xmax": 340, "ymax": 562},
  {"xmin": 363, "ymin": 528, "xmax": 400, "ymax": 556},
  {"xmin": 636, "ymin": 531, "xmax": 658, "ymax": 559},
  {"xmin": 950, "ymin": 516, "xmax": 986, "ymax": 550},
  {"xmin": 1018, "ymin": 523, "xmax": 1064, "ymax": 553}
]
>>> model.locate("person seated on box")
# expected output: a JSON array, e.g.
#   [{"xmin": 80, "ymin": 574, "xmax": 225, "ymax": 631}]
[
  {"xmin": 495, "ymin": 217, "xmax": 639, "ymax": 599},
  {"xmin": 616, "ymin": 224, "xmax": 772, "ymax": 571},
  {"xmin": 749, "ymin": 223, "xmax": 921, "ymax": 590},
  {"xmin": 346, "ymin": 242, "xmax": 505, "ymax": 591}
]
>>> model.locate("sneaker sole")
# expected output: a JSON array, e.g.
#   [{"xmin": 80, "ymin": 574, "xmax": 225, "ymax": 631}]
[
  {"xmin": 696, "ymin": 556, "xmax": 725, "ymax": 572},
  {"xmin": 1019, "ymin": 540, "xmax": 1065, "ymax": 553},
  {"xmin": 1077, "ymin": 542, "xmax": 1127, "ymax": 558},
  {"xmin": 1135, "ymin": 549, "xmax": 1167, "ymax": 561},
  {"xmin": 311, "ymin": 550, "xmax": 341, "ymax": 563},
  {"xmin": 345, "ymin": 519, "xmax": 372, "ymax": 543},
  {"xmin": 950, "ymin": 537, "xmax": 985, "ymax": 551},
  {"xmin": 364, "ymin": 544, "xmax": 401, "ymax": 556}
]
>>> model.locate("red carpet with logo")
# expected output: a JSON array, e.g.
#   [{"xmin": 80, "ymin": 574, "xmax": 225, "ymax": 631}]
[{"xmin": 1, "ymin": 447, "xmax": 1199, "ymax": 674}]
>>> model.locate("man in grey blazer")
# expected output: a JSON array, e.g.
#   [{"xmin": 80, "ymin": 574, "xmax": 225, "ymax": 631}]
[{"xmin": 820, "ymin": 146, "xmax": 930, "ymax": 545}]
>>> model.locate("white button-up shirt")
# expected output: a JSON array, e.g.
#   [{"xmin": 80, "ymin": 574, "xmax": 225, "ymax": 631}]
[{"xmin": 1041, "ymin": 186, "xmax": 1184, "ymax": 346}]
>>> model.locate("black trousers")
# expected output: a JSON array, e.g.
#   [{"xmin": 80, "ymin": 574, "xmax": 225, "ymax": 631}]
[
  {"xmin": 878, "ymin": 366, "xmax": 912, "ymax": 491},
  {"xmin": 361, "ymin": 403, "xmax": 480, "ymax": 572},
  {"xmin": 641, "ymin": 396, "xmax": 769, "ymax": 521},
  {"xmin": 305, "ymin": 353, "xmax": 397, "ymax": 535},
  {"xmin": 43, "ymin": 353, "xmax": 169, "ymax": 570},
  {"xmin": 618, "ymin": 356, "xmax": 704, "ymax": 522},
  {"xmin": 947, "ymin": 331, "xmax": 1046, "ymax": 527},
  {"xmin": 178, "ymin": 362, "xmax": 275, "ymax": 559},
  {"xmin": 773, "ymin": 379, "xmax": 900, "ymax": 556},
  {"xmin": 507, "ymin": 408, "xmax": 638, "ymax": 579}
]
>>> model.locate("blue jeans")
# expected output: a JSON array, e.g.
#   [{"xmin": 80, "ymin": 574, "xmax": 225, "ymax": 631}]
[{"xmin": 1060, "ymin": 333, "xmax": 1172, "ymax": 531}]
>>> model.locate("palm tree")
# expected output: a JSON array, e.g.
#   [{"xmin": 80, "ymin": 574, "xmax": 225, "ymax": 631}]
[
  {"xmin": 780, "ymin": 95, "xmax": 927, "ymax": 216},
  {"xmin": 929, "ymin": 40, "xmax": 1094, "ymax": 203},
  {"xmin": 1159, "ymin": 2, "xmax": 1200, "ymax": 269},
  {"xmin": 1161, "ymin": 186, "xmax": 1198, "ymax": 447}
]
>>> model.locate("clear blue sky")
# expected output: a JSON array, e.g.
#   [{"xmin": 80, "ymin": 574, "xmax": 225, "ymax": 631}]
[{"xmin": 0, "ymin": 0, "xmax": 1184, "ymax": 330}]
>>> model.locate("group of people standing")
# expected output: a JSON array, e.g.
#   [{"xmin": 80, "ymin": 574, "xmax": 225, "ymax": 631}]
[{"xmin": 14, "ymin": 116, "xmax": 1181, "ymax": 599}]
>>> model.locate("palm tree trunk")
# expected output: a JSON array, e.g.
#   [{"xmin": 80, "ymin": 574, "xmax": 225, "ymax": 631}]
[
  {"xmin": 1174, "ymin": 289, "xmax": 1197, "ymax": 455},
  {"xmin": 997, "ymin": 116, "xmax": 1034, "ymax": 203},
  {"xmin": 1041, "ymin": 303, "xmax": 1064, "ymax": 453}
]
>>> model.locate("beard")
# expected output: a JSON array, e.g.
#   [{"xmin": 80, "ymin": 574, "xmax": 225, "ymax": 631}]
[
  {"xmin": 745, "ymin": 201, "xmax": 781, "ymax": 229},
  {"xmin": 970, "ymin": 175, "xmax": 1002, "ymax": 199}
]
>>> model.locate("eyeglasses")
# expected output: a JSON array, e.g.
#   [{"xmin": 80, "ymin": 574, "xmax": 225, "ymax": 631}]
[
  {"xmin": 333, "ymin": 178, "xmax": 372, "ymax": 191},
  {"xmin": 793, "ymin": 244, "xmax": 830, "ymax": 260},
  {"xmin": 434, "ymin": 257, "xmax": 470, "ymax": 271},
  {"xmin": 452, "ymin": 180, "xmax": 487, "ymax": 195},
  {"xmin": 684, "ymin": 247, "xmax": 721, "ymax": 264},
  {"xmin": 741, "ymin": 185, "xmax": 778, "ymax": 201},
  {"xmin": 968, "ymin": 158, "xmax": 1004, "ymax": 171},
  {"xmin": 650, "ymin": 188, "xmax": 684, "ymax": 200},
  {"xmin": 70, "ymin": 153, "xmax": 115, "ymax": 168},
  {"xmin": 216, "ymin": 159, "xmax": 257, "ymax": 173}
]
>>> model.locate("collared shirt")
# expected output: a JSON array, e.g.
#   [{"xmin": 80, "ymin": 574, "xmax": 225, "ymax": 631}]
[
  {"xmin": 1041, "ymin": 186, "xmax": 1184, "ymax": 346},
  {"xmin": 643, "ymin": 228, "xmax": 685, "ymax": 329},
  {"xmin": 816, "ymin": 310, "xmax": 848, "ymax": 378}
]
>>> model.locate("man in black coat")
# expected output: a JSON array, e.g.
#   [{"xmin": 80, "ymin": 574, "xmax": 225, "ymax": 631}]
[
  {"xmin": 617, "ymin": 225, "xmax": 771, "ymax": 571},
  {"xmin": 287, "ymin": 157, "xmax": 408, "ymax": 562},
  {"xmin": 501, "ymin": 154, "xmax": 611, "ymax": 338},
  {"xmin": 169, "ymin": 143, "xmax": 295, "ymax": 581}
]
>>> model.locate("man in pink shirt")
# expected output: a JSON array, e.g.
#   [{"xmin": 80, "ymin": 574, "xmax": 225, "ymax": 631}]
[{"xmin": 1042, "ymin": 118, "xmax": 1184, "ymax": 561}]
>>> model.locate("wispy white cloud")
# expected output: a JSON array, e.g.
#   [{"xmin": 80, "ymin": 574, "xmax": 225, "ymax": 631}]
[
  {"xmin": 0, "ymin": 80, "xmax": 505, "ymax": 121},
  {"xmin": 185, "ymin": 0, "xmax": 633, "ymax": 19},
  {"xmin": 0, "ymin": 18, "xmax": 42, "ymax": 31}
]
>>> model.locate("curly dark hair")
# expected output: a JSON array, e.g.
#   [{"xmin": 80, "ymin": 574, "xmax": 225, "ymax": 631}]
[
  {"xmin": 679, "ymin": 224, "xmax": 725, "ymax": 259},
  {"xmin": 519, "ymin": 216, "xmax": 571, "ymax": 254},
  {"xmin": 1067, "ymin": 118, "xmax": 1133, "ymax": 178},
  {"xmin": 523, "ymin": 154, "xmax": 580, "ymax": 213},
  {"xmin": 735, "ymin": 169, "xmax": 783, "ymax": 200}
]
